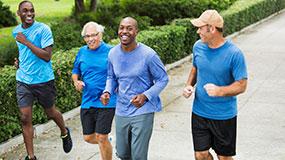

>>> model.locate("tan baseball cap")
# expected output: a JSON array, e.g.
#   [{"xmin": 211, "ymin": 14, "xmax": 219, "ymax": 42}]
[{"xmin": 191, "ymin": 9, "xmax": 224, "ymax": 28}]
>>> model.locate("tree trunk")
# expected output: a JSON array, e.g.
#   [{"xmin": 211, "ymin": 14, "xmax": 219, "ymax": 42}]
[
  {"xmin": 75, "ymin": 0, "xmax": 85, "ymax": 15},
  {"xmin": 90, "ymin": 0, "xmax": 97, "ymax": 12}
]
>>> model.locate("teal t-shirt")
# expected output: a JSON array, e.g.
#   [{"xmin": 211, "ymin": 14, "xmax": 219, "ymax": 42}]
[
  {"xmin": 12, "ymin": 21, "xmax": 54, "ymax": 84},
  {"xmin": 192, "ymin": 40, "xmax": 247, "ymax": 120}
]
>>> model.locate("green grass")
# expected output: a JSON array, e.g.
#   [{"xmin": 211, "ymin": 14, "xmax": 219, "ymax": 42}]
[{"xmin": 0, "ymin": 0, "xmax": 74, "ymax": 46}]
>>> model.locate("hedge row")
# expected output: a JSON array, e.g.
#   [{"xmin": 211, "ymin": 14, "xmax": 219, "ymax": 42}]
[
  {"xmin": 222, "ymin": 0, "xmax": 285, "ymax": 36},
  {"xmin": 1, "ymin": 0, "xmax": 285, "ymax": 143}
]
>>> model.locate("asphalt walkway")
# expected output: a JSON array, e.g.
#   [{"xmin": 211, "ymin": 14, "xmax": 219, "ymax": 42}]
[{"xmin": 1, "ymin": 10, "xmax": 285, "ymax": 160}]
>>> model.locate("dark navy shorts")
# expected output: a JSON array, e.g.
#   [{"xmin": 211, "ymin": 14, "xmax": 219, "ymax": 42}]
[
  {"xmin": 80, "ymin": 108, "xmax": 115, "ymax": 135},
  {"xmin": 192, "ymin": 113, "xmax": 237, "ymax": 156},
  {"xmin": 16, "ymin": 80, "xmax": 56, "ymax": 108}
]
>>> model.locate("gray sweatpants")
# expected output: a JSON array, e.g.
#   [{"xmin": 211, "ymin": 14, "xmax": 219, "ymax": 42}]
[{"xmin": 115, "ymin": 113, "xmax": 154, "ymax": 160}]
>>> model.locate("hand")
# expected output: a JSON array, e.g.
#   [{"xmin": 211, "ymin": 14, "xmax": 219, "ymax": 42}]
[
  {"xmin": 14, "ymin": 58, "xmax": 19, "ymax": 69},
  {"xmin": 204, "ymin": 83, "xmax": 221, "ymax": 97},
  {"xmin": 16, "ymin": 32, "xmax": 28, "ymax": 45},
  {"xmin": 183, "ymin": 85, "xmax": 194, "ymax": 98},
  {"xmin": 130, "ymin": 94, "xmax": 148, "ymax": 108},
  {"xmin": 73, "ymin": 80, "xmax": 85, "ymax": 92},
  {"xmin": 100, "ymin": 92, "xmax": 110, "ymax": 106}
]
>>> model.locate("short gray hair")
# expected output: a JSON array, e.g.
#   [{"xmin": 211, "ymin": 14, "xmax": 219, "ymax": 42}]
[{"xmin": 81, "ymin": 21, "xmax": 105, "ymax": 37}]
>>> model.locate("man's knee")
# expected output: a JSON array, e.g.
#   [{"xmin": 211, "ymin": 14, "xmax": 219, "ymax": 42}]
[
  {"xmin": 83, "ymin": 134, "xmax": 97, "ymax": 144},
  {"xmin": 20, "ymin": 114, "xmax": 32, "ymax": 125},
  {"xmin": 195, "ymin": 151, "xmax": 212, "ymax": 160},
  {"xmin": 44, "ymin": 106, "xmax": 61, "ymax": 119},
  {"xmin": 95, "ymin": 134, "xmax": 108, "ymax": 144}
]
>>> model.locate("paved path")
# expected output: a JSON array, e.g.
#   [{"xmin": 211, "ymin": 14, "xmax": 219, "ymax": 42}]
[{"xmin": 1, "ymin": 10, "xmax": 285, "ymax": 160}]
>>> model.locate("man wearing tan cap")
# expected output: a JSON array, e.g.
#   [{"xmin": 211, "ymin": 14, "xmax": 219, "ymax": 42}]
[{"xmin": 183, "ymin": 10, "xmax": 248, "ymax": 160}]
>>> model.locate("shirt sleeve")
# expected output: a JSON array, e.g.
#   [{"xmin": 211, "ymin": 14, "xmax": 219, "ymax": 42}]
[
  {"xmin": 232, "ymin": 50, "xmax": 248, "ymax": 81},
  {"xmin": 41, "ymin": 24, "xmax": 54, "ymax": 48},
  {"xmin": 143, "ymin": 54, "xmax": 169, "ymax": 102},
  {"xmin": 72, "ymin": 50, "xmax": 81, "ymax": 75},
  {"xmin": 104, "ymin": 56, "xmax": 118, "ymax": 95}
]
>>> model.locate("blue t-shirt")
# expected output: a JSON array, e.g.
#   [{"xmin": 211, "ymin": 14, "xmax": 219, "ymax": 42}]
[
  {"xmin": 105, "ymin": 43, "xmax": 169, "ymax": 117},
  {"xmin": 72, "ymin": 42, "xmax": 116, "ymax": 109},
  {"xmin": 12, "ymin": 21, "xmax": 54, "ymax": 84},
  {"xmin": 192, "ymin": 40, "xmax": 247, "ymax": 120}
]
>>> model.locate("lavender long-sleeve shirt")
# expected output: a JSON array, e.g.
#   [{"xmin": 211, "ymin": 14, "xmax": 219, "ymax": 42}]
[{"xmin": 105, "ymin": 43, "xmax": 169, "ymax": 117}]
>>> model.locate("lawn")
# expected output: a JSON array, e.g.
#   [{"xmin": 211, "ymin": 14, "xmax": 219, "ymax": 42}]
[{"xmin": 0, "ymin": 0, "xmax": 74, "ymax": 46}]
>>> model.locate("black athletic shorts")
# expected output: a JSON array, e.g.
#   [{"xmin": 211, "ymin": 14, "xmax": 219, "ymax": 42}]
[
  {"xmin": 16, "ymin": 80, "xmax": 56, "ymax": 108},
  {"xmin": 80, "ymin": 108, "xmax": 115, "ymax": 135},
  {"xmin": 191, "ymin": 113, "xmax": 237, "ymax": 156}
]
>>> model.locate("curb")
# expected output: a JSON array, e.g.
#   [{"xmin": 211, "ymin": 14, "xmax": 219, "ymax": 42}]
[{"xmin": 1, "ymin": 8, "xmax": 285, "ymax": 156}]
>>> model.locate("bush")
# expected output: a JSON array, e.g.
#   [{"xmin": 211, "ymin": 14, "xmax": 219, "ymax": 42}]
[
  {"xmin": 51, "ymin": 20, "xmax": 84, "ymax": 51},
  {"xmin": 0, "ymin": 1, "xmax": 17, "ymax": 28},
  {"xmin": 121, "ymin": 0, "xmax": 237, "ymax": 25},
  {"xmin": 171, "ymin": 18, "xmax": 199, "ymax": 55},
  {"xmin": 0, "ymin": 42, "xmax": 18, "ymax": 67},
  {"xmin": 222, "ymin": 0, "xmax": 285, "ymax": 36},
  {"xmin": 74, "ymin": 10, "xmax": 152, "ymax": 42},
  {"xmin": 138, "ymin": 25, "xmax": 187, "ymax": 64}
]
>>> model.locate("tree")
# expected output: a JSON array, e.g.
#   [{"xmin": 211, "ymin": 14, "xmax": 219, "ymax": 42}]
[
  {"xmin": 90, "ymin": 0, "xmax": 97, "ymax": 12},
  {"xmin": 74, "ymin": 0, "xmax": 97, "ymax": 15},
  {"xmin": 0, "ymin": 0, "xmax": 17, "ymax": 28}
]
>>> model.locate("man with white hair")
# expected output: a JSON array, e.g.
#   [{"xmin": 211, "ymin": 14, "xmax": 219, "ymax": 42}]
[
  {"xmin": 183, "ymin": 10, "xmax": 247, "ymax": 160},
  {"xmin": 72, "ymin": 21, "xmax": 116, "ymax": 160}
]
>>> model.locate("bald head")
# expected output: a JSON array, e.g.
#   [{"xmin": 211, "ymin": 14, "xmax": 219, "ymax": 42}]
[{"xmin": 120, "ymin": 17, "xmax": 138, "ymax": 30}]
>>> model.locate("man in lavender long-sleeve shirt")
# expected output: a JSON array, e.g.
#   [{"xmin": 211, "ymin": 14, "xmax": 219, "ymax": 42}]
[{"xmin": 101, "ymin": 17, "xmax": 168, "ymax": 160}]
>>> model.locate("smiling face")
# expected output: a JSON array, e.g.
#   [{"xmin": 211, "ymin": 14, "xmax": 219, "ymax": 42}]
[
  {"xmin": 197, "ymin": 25, "xmax": 212, "ymax": 43},
  {"xmin": 17, "ymin": 1, "xmax": 35, "ymax": 28},
  {"xmin": 118, "ymin": 18, "xmax": 138, "ymax": 47},
  {"xmin": 83, "ymin": 26, "xmax": 102, "ymax": 50}
]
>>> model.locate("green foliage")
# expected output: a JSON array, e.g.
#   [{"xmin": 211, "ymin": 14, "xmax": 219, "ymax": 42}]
[
  {"xmin": 222, "ymin": 0, "xmax": 285, "ymax": 36},
  {"xmin": 138, "ymin": 25, "xmax": 187, "ymax": 64},
  {"xmin": 120, "ymin": 0, "xmax": 237, "ymax": 25},
  {"xmin": 0, "ymin": 1, "xmax": 17, "ymax": 28},
  {"xmin": 52, "ymin": 48, "xmax": 82, "ymax": 112},
  {"xmin": 51, "ymin": 20, "xmax": 84, "ymax": 51},
  {"xmin": 171, "ymin": 18, "xmax": 199, "ymax": 55},
  {"xmin": 0, "ymin": 42, "xmax": 18, "ymax": 67},
  {"xmin": 0, "ymin": 115, "xmax": 21, "ymax": 142}
]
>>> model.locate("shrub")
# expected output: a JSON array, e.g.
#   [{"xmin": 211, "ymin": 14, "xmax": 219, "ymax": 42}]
[
  {"xmin": 121, "ymin": 0, "xmax": 237, "ymax": 25},
  {"xmin": 171, "ymin": 18, "xmax": 199, "ymax": 55},
  {"xmin": 222, "ymin": 0, "xmax": 285, "ymax": 36},
  {"xmin": 0, "ymin": 1, "xmax": 17, "ymax": 28},
  {"xmin": 0, "ymin": 42, "xmax": 18, "ymax": 67},
  {"xmin": 51, "ymin": 20, "xmax": 84, "ymax": 51},
  {"xmin": 138, "ymin": 25, "xmax": 187, "ymax": 64}
]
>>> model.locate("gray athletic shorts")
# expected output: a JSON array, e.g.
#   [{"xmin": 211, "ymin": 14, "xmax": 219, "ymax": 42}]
[{"xmin": 16, "ymin": 80, "xmax": 56, "ymax": 108}]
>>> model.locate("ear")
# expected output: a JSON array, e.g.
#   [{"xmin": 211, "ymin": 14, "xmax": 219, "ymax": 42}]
[
  {"xmin": 17, "ymin": 10, "xmax": 20, "ymax": 16},
  {"xmin": 210, "ymin": 25, "xmax": 215, "ymax": 33}
]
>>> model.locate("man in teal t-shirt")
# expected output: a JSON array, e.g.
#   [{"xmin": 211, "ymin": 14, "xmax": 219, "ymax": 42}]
[
  {"xmin": 12, "ymin": 1, "xmax": 72, "ymax": 159},
  {"xmin": 183, "ymin": 10, "xmax": 247, "ymax": 160}
]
